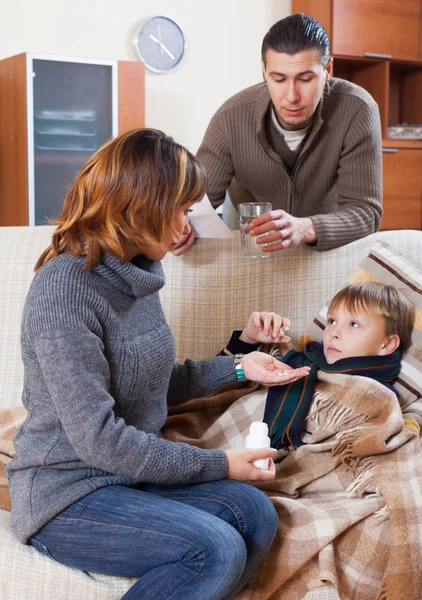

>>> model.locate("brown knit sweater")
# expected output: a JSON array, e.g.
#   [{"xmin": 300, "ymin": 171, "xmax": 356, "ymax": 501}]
[{"xmin": 196, "ymin": 78, "xmax": 383, "ymax": 251}]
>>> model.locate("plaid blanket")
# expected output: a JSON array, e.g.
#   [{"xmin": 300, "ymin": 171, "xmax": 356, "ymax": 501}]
[
  {"xmin": 163, "ymin": 373, "xmax": 422, "ymax": 600},
  {"xmin": 1, "ymin": 374, "xmax": 422, "ymax": 599}
]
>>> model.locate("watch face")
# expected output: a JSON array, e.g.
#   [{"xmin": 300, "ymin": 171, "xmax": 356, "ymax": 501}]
[{"xmin": 134, "ymin": 16, "xmax": 186, "ymax": 73}]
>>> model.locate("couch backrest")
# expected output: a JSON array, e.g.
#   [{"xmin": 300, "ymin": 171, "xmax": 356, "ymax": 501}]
[
  {"xmin": 1, "ymin": 226, "xmax": 421, "ymax": 409},
  {"xmin": 161, "ymin": 230, "xmax": 422, "ymax": 361}
]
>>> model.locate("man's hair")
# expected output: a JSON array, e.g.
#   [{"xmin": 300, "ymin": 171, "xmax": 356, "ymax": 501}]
[
  {"xmin": 35, "ymin": 129, "xmax": 206, "ymax": 270},
  {"xmin": 261, "ymin": 13, "xmax": 330, "ymax": 67},
  {"xmin": 328, "ymin": 281, "xmax": 416, "ymax": 358}
]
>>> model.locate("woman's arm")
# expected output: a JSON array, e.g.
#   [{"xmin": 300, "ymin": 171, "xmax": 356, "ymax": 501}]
[
  {"xmin": 166, "ymin": 355, "xmax": 238, "ymax": 407},
  {"xmin": 34, "ymin": 327, "xmax": 228, "ymax": 485}
]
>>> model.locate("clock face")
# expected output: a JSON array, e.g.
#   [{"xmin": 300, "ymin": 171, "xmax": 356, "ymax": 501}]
[{"xmin": 134, "ymin": 16, "xmax": 186, "ymax": 73}]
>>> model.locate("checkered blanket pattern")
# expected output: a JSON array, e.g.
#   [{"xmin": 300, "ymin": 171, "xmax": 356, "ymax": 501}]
[{"xmin": 164, "ymin": 372, "xmax": 422, "ymax": 600}]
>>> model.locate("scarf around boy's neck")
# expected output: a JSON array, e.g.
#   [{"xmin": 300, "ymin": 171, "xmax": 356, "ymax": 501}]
[{"xmin": 263, "ymin": 342, "xmax": 401, "ymax": 450}]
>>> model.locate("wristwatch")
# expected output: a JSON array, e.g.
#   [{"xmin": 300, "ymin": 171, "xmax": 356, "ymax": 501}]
[{"xmin": 234, "ymin": 354, "xmax": 246, "ymax": 382}]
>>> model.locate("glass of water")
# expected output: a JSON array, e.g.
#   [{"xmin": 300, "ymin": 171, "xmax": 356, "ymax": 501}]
[{"xmin": 238, "ymin": 202, "xmax": 272, "ymax": 258}]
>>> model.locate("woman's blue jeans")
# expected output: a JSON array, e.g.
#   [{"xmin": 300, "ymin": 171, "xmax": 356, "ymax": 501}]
[{"xmin": 29, "ymin": 479, "xmax": 278, "ymax": 600}]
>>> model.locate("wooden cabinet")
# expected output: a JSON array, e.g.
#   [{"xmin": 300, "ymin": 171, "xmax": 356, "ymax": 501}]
[
  {"xmin": 381, "ymin": 148, "xmax": 422, "ymax": 230},
  {"xmin": 0, "ymin": 53, "xmax": 145, "ymax": 226},
  {"xmin": 293, "ymin": 0, "xmax": 421, "ymax": 61},
  {"xmin": 332, "ymin": 0, "xmax": 421, "ymax": 61},
  {"xmin": 292, "ymin": 0, "xmax": 422, "ymax": 230}
]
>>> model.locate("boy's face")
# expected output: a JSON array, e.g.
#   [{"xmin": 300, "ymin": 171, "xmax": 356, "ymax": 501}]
[{"xmin": 323, "ymin": 303, "xmax": 397, "ymax": 364}]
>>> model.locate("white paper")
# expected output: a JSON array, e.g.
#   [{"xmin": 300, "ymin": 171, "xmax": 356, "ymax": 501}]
[{"xmin": 189, "ymin": 195, "xmax": 234, "ymax": 239}]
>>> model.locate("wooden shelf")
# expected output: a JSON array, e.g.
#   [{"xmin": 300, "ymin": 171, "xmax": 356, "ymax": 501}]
[
  {"xmin": 382, "ymin": 139, "xmax": 422, "ymax": 149},
  {"xmin": 332, "ymin": 55, "xmax": 389, "ymax": 135},
  {"xmin": 35, "ymin": 152, "xmax": 92, "ymax": 165},
  {"xmin": 292, "ymin": 0, "xmax": 422, "ymax": 231},
  {"xmin": 332, "ymin": 55, "xmax": 422, "ymax": 139}
]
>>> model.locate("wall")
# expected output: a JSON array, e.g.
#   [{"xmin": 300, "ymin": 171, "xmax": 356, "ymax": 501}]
[{"xmin": 1, "ymin": 0, "xmax": 291, "ymax": 152}]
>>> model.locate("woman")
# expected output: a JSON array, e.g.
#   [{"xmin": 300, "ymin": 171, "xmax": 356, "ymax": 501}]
[{"xmin": 8, "ymin": 129, "xmax": 308, "ymax": 600}]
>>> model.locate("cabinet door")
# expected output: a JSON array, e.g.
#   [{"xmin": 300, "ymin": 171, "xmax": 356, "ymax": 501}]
[
  {"xmin": 31, "ymin": 59, "xmax": 114, "ymax": 225},
  {"xmin": 333, "ymin": 0, "xmax": 420, "ymax": 61},
  {"xmin": 381, "ymin": 149, "xmax": 422, "ymax": 230}
]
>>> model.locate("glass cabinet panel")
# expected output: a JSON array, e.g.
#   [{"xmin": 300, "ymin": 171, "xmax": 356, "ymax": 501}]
[{"xmin": 32, "ymin": 59, "xmax": 114, "ymax": 224}]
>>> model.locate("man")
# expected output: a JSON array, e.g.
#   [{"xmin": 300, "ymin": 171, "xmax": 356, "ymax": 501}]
[{"xmin": 173, "ymin": 13, "xmax": 382, "ymax": 255}]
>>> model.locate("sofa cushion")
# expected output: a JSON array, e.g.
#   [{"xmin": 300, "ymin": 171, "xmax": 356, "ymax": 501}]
[
  {"xmin": 0, "ymin": 226, "xmax": 56, "ymax": 409},
  {"xmin": 305, "ymin": 240, "xmax": 422, "ymax": 426},
  {"xmin": 0, "ymin": 406, "xmax": 27, "ymax": 510},
  {"xmin": 0, "ymin": 507, "xmax": 136, "ymax": 599}
]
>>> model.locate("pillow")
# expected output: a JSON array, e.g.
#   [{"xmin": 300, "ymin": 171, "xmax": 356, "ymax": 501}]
[{"xmin": 305, "ymin": 240, "xmax": 422, "ymax": 427}]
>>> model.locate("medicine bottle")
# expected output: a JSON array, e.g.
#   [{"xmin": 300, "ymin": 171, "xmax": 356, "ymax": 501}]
[{"xmin": 245, "ymin": 421, "xmax": 270, "ymax": 470}]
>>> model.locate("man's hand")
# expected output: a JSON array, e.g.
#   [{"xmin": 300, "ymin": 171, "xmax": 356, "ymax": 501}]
[
  {"xmin": 240, "ymin": 311, "xmax": 292, "ymax": 344},
  {"xmin": 243, "ymin": 351, "xmax": 310, "ymax": 386},
  {"xmin": 171, "ymin": 224, "xmax": 197, "ymax": 256},
  {"xmin": 248, "ymin": 210, "xmax": 317, "ymax": 252}
]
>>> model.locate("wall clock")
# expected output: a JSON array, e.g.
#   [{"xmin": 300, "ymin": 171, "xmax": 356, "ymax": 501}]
[{"xmin": 133, "ymin": 16, "xmax": 186, "ymax": 73}]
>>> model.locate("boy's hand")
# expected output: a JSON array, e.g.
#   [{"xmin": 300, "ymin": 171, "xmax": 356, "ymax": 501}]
[
  {"xmin": 243, "ymin": 351, "xmax": 310, "ymax": 386},
  {"xmin": 240, "ymin": 311, "xmax": 292, "ymax": 344}
]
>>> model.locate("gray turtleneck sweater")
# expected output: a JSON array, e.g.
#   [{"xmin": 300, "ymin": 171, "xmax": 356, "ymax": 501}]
[{"xmin": 8, "ymin": 252, "xmax": 235, "ymax": 544}]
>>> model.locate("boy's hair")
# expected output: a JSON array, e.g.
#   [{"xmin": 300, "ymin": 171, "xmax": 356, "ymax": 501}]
[
  {"xmin": 35, "ymin": 128, "xmax": 206, "ymax": 271},
  {"xmin": 261, "ymin": 14, "xmax": 331, "ymax": 67},
  {"xmin": 328, "ymin": 281, "xmax": 415, "ymax": 358}
]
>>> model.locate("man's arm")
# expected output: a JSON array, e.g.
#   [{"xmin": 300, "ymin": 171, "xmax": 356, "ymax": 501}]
[
  {"xmin": 248, "ymin": 100, "xmax": 383, "ymax": 252},
  {"xmin": 310, "ymin": 100, "xmax": 383, "ymax": 251},
  {"xmin": 196, "ymin": 115, "xmax": 235, "ymax": 210}
]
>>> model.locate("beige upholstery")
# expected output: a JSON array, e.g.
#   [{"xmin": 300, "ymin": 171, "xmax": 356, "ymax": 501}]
[
  {"xmin": 0, "ymin": 225, "xmax": 421, "ymax": 600},
  {"xmin": 160, "ymin": 229, "xmax": 422, "ymax": 362}
]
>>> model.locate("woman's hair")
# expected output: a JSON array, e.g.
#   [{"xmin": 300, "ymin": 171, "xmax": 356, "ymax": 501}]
[
  {"xmin": 35, "ymin": 128, "xmax": 206, "ymax": 270},
  {"xmin": 261, "ymin": 13, "xmax": 330, "ymax": 67},
  {"xmin": 328, "ymin": 281, "xmax": 416, "ymax": 357}
]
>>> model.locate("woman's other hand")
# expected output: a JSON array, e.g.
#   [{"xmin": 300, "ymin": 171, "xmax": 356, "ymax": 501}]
[{"xmin": 225, "ymin": 448, "xmax": 277, "ymax": 481}]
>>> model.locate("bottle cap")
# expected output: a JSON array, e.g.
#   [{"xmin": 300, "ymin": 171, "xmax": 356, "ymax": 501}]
[{"xmin": 249, "ymin": 421, "xmax": 269, "ymax": 436}]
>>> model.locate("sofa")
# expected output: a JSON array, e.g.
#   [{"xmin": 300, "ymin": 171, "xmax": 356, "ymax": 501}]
[{"xmin": 1, "ymin": 225, "xmax": 421, "ymax": 600}]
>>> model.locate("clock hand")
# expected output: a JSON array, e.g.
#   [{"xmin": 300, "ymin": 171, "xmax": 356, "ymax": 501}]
[
  {"xmin": 154, "ymin": 26, "xmax": 164, "ymax": 54},
  {"xmin": 148, "ymin": 34, "xmax": 176, "ymax": 60}
]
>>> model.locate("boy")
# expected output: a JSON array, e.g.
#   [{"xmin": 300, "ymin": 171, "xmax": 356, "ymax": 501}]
[{"xmin": 222, "ymin": 281, "xmax": 416, "ymax": 449}]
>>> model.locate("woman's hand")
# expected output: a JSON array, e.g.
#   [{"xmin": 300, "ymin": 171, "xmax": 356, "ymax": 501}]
[
  {"xmin": 243, "ymin": 351, "xmax": 310, "ymax": 386},
  {"xmin": 171, "ymin": 223, "xmax": 197, "ymax": 256},
  {"xmin": 240, "ymin": 311, "xmax": 292, "ymax": 344},
  {"xmin": 225, "ymin": 448, "xmax": 277, "ymax": 481}
]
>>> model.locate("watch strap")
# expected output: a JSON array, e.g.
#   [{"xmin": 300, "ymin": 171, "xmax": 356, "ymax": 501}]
[{"xmin": 234, "ymin": 354, "xmax": 246, "ymax": 382}]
